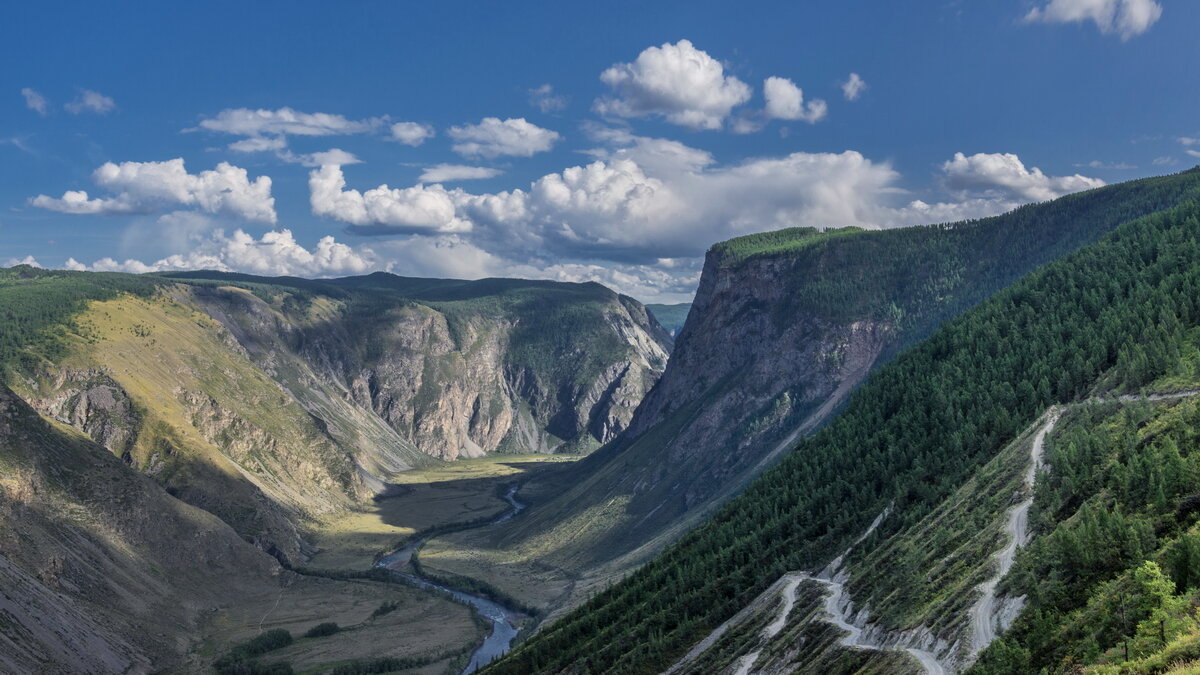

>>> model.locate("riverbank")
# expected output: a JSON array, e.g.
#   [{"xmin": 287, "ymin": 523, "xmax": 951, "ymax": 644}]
[{"xmin": 375, "ymin": 484, "xmax": 530, "ymax": 673}]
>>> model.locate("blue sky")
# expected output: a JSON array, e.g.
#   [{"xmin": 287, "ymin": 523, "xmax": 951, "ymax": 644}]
[{"xmin": 2, "ymin": 0, "xmax": 1196, "ymax": 302}]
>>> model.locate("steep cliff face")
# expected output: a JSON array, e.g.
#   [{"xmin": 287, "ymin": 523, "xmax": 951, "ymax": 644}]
[
  {"xmin": 182, "ymin": 273, "xmax": 672, "ymax": 461},
  {"xmin": 629, "ymin": 249, "xmax": 893, "ymax": 475},
  {"xmin": 28, "ymin": 369, "xmax": 141, "ymax": 457},
  {"xmin": 432, "ymin": 238, "xmax": 904, "ymax": 590}
]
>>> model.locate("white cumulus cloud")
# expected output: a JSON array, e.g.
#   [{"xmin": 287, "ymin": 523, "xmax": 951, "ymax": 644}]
[
  {"xmin": 419, "ymin": 164, "xmax": 504, "ymax": 183},
  {"xmin": 390, "ymin": 121, "xmax": 435, "ymax": 146},
  {"xmin": 309, "ymin": 164, "xmax": 471, "ymax": 234},
  {"xmin": 196, "ymin": 107, "xmax": 385, "ymax": 155},
  {"xmin": 941, "ymin": 152, "xmax": 1105, "ymax": 202},
  {"xmin": 1025, "ymin": 0, "xmax": 1163, "ymax": 40},
  {"xmin": 4, "ymin": 255, "xmax": 41, "ymax": 268},
  {"xmin": 65, "ymin": 89, "xmax": 116, "ymax": 115},
  {"xmin": 30, "ymin": 158, "xmax": 276, "ymax": 223},
  {"xmin": 842, "ymin": 73, "xmax": 867, "ymax": 101},
  {"xmin": 594, "ymin": 39, "xmax": 752, "ymax": 130},
  {"xmin": 763, "ymin": 77, "xmax": 827, "ymax": 123},
  {"xmin": 448, "ymin": 117, "xmax": 560, "ymax": 158}
]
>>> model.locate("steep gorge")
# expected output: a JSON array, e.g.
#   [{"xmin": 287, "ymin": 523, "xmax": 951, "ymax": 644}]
[{"xmin": 2, "ymin": 269, "xmax": 670, "ymax": 577}]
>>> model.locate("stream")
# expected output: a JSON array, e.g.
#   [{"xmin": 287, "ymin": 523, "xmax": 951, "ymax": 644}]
[{"xmin": 373, "ymin": 484, "xmax": 527, "ymax": 674}]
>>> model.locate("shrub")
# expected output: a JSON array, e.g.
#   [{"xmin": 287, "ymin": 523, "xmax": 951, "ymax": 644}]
[{"xmin": 303, "ymin": 622, "xmax": 340, "ymax": 638}]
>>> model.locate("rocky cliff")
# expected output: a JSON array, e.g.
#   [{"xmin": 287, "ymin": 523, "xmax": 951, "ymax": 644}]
[{"xmin": 182, "ymin": 273, "xmax": 672, "ymax": 460}]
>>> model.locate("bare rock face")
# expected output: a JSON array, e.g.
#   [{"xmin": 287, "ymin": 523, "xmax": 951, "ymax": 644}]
[
  {"xmin": 28, "ymin": 369, "xmax": 140, "ymax": 458},
  {"xmin": 630, "ymin": 252, "xmax": 892, "ymax": 454},
  {"xmin": 597, "ymin": 249, "xmax": 896, "ymax": 529},
  {"xmin": 189, "ymin": 277, "xmax": 672, "ymax": 462},
  {"xmin": 345, "ymin": 304, "xmax": 512, "ymax": 460},
  {"xmin": 488, "ymin": 245, "xmax": 902, "ymax": 592}
]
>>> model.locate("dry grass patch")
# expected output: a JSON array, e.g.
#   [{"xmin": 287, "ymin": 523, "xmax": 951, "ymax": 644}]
[{"xmin": 195, "ymin": 574, "xmax": 483, "ymax": 673}]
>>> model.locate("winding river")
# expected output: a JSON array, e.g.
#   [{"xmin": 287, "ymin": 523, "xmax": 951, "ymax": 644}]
[{"xmin": 374, "ymin": 484, "xmax": 527, "ymax": 674}]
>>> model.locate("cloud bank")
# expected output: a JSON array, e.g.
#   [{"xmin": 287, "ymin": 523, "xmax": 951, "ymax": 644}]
[
  {"xmin": 66, "ymin": 227, "xmax": 374, "ymax": 277},
  {"xmin": 307, "ymin": 134, "xmax": 1104, "ymax": 274},
  {"xmin": 31, "ymin": 159, "xmax": 276, "ymax": 223}
]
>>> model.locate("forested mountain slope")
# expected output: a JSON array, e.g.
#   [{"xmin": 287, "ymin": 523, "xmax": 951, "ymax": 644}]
[
  {"xmin": 485, "ymin": 175, "xmax": 1200, "ymax": 673},
  {"xmin": 428, "ymin": 169, "xmax": 1200, "ymax": 623}
]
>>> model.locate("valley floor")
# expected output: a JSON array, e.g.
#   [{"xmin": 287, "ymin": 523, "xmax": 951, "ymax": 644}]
[
  {"xmin": 307, "ymin": 454, "xmax": 577, "ymax": 571},
  {"xmin": 191, "ymin": 575, "xmax": 483, "ymax": 674},
  {"xmin": 212, "ymin": 454, "xmax": 581, "ymax": 674}
]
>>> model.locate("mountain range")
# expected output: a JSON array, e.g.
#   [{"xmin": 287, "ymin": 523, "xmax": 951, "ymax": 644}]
[{"xmin": 4, "ymin": 168, "xmax": 1200, "ymax": 673}]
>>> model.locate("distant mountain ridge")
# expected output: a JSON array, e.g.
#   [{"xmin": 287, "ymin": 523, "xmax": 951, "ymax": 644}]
[{"xmin": 646, "ymin": 303, "xmax": 692, "ymax": 339}]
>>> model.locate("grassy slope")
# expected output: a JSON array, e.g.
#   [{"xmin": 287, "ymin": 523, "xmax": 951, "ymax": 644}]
[
  {"xmin": 0, "ymin": 380, "xmax": 273, "ymax": 671},
  {"xmin": 485, "ymin": 182, "xmax": 1200, "ymax": 673},
  {"xmin": 28, "ymin": 292, "xmax": 365, "ymax": 554}
]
